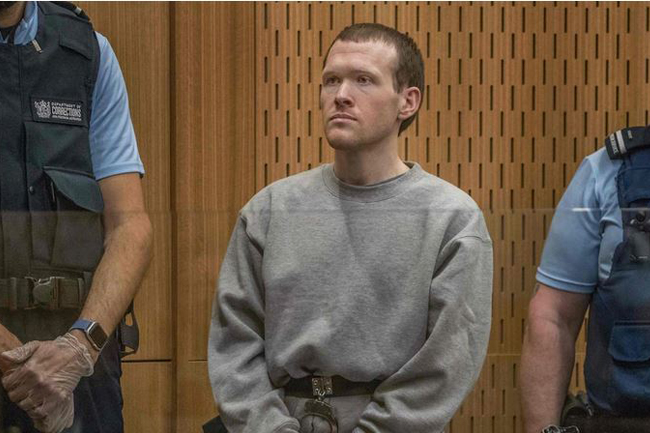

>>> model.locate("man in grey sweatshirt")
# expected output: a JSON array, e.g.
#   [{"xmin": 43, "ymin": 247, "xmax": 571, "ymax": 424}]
[{"xmin": 208, "ymin": 23, "xmax": 493, "ymax": 433}]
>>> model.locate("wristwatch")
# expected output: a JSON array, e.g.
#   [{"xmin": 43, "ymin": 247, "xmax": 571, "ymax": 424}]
[
  {"xmin": 542, "ymin": 426, "xmax": 580, "ymax": 433},
  {"xmin": 69, "ymin": 319, "xmax": 108, "ymax": 351}
]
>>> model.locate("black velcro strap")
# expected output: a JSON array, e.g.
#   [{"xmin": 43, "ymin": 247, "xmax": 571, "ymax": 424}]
[
  {"xmin": 57, "ymin": 278, "xmax": 86, "ymax": 308},
  {"xmin": 0, "ymin": 278, "xmax": 30, "ymax": 310},
  {"xmin": 0, "ymin": 277, "xmax": 86, "ymax": 310},
  {"xmin": 284, "ymin": 376, "xmax": 382, "ymax": 398},
  {"xmin": 605, "ymin": 126, "xmax": 650, "ymax": 159},
  {"xmin": 117, "ymin": 302, "xmax": 140, "ymax": 358}
]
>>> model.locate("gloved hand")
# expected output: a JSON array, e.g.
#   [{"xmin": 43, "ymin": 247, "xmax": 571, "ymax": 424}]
[{"xmin": 0, "ymin": 333, "xmax": 94, "ymax": 433}]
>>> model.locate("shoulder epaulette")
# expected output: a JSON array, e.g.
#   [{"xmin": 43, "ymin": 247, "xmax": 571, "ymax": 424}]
[
  {"xmin": 43, "ymin": 2, "xmax": 90, "ymax": 21},
  {"xmin": 605, "ymin": 126, "xmax": 650, "ymax": 159}
]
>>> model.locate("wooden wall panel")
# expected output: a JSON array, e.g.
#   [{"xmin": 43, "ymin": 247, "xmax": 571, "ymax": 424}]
[
  {"xmin": 176, "ymin": 361, "xmax": 218, "ymax": 432},
  {"xmin": 122, "ymin": 362, "xmax": 173, "ymax": 433},
  {"xmin": 174, "ymin": 2, "xmax": 256, "ymax": 430},
  {"xmin": 78, "ymin": 2, "xmax": 172, "ymax": 361},
  {"xmin": 173, "ymin": 0, "xmax": 256, "ymax": 361}
]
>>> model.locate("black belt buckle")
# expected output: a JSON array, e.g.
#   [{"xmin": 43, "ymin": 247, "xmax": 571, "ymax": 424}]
[
  {"xmin": 311, "ymin": 376, "xmax": 333, "ymax": 397},
  {"xmin": 26, "ymin": 277, "xmax": 61, "ymax": 310}
]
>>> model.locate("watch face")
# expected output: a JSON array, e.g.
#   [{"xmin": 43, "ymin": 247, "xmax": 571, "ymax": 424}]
[{"xmin": 88, "ymin": 323, "xmax": 108, "ymax": 349}]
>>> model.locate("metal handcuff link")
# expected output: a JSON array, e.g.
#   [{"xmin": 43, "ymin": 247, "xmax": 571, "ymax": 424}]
[{"xmin": 301, "ymin": 377, "xmax": 338, "ymax": 432}]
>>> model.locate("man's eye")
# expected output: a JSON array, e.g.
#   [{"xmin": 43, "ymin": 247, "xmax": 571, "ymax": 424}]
[
  {"xmin": 358, "ymin": 76, "xmax": 371, "ymax": 84},
  {"xmin": 324, "ymin": 77, "xmax": 339, "ymax": 85}
]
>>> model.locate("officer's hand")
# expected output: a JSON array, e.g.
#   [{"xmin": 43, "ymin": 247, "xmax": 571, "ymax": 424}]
[
  {"xmin": 0, "ymin": 333, "xmax": 94, "ymax": 432},
  {"xmin": 18, "ymin": 392, "xmax": 74, "ymax": 433},
  {"xmin": 0, "ymin": 326, "xmax": 22, "ymax": 372}
]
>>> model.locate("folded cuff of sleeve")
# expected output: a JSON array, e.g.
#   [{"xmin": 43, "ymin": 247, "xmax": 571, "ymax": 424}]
[{"xmin": 536, "ymin": 268, "xmax": 596, "ymax": 294}]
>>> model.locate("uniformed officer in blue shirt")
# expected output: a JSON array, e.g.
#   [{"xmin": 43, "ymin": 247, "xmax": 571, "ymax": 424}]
[
  {"xmin": 521, "ymin": 127, "xmax": 650, "ymax": 433},
  {"xmin": 0, "ymin": 2, "xmax": 152, "ymax": 432}
]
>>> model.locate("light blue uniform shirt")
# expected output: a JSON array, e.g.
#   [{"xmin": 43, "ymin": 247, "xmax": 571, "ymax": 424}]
[
  {"xmin": 537, "ymin": 148, "xmax": 623, "ymax": 293},
  {"xmin": 0, "ymin": 1, "xmax": 145, "ymax": 180}
]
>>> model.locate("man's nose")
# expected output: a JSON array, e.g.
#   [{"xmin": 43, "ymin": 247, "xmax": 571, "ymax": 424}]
[{"xmin": 334, "ymin": 81, "xmax": 353, "ymax": 107}]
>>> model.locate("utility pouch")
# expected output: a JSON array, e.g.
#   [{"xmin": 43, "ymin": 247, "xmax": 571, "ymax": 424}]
[
  {"xmin": 116, "ymin": 301, "xmax": 139, "ymax": 358},
  {"xmin": 606, "ymin": 322, "xmax": 650, "ymax": 413},
  {"xmin": 40, "ymin": 166, "xmax": 104, "ymax": 270}
]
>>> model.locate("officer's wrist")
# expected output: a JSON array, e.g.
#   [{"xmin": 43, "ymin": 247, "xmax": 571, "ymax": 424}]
[{"xmin": 68, "ymin": 329, "xmax": 100, "ymax": 362}]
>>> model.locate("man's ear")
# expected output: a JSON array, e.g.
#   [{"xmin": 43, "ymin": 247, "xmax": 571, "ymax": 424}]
[{"xmin": 397, "ymin": 86, "xmax": 422, "ymax": 121}]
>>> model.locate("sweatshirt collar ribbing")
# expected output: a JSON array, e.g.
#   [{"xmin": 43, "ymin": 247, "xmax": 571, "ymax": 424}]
[{"xmin": 322, "ymin": 161, "xmax": 424, "ymax": 203}]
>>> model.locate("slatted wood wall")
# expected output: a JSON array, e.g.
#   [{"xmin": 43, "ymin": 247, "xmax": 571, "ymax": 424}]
[{"xmin": 79, "ymin": 2, "xmax": 650, "ymax": 432}]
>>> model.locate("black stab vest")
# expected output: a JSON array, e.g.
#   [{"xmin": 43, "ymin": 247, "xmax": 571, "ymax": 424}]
[
  {"xmin": 0, "ymin": 2, "xmax": 103, "ymax": 280},
  {"xmin": 585, "ymin": 127, "xmax": 650, "ymax": 414}
]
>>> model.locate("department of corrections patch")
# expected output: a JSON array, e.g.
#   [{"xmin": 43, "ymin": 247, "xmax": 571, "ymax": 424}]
[{"xmin": 31, "ymin": 97, "xmax": 86, "ymax": 126}]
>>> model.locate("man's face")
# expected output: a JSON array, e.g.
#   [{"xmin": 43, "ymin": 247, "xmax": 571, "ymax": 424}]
[{"xmin": 321, "ymin": 40, "xmax": 403, "ymax": 151}]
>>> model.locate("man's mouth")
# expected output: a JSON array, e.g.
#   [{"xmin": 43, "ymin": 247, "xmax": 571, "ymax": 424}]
[{"xmin": 330, "ymin": 113, "xmax": 356, "ymax": 122}]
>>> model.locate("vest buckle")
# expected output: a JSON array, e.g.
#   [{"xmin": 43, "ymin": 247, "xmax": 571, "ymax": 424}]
[{"xmin": 25, "ymin": 277, "xmax": 62, "ymax": 310}]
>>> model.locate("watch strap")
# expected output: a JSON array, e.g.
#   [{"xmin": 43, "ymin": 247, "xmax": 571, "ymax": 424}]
[
  {"xmin": 70, "ymin": 319, "xmax": 93, "ymax": 331},
  {"xmin": 69, "ymin": 319, "xmax": 107, "ymax": 351}
]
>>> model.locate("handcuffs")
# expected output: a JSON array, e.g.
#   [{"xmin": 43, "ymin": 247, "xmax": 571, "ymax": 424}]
[
  {"xmin": 542, "ymin": 425, "xmax": 580, "ymax": 433},
  {"xmin": 300, "ymin": 377, "xmax": 338, "ymax": 431}
]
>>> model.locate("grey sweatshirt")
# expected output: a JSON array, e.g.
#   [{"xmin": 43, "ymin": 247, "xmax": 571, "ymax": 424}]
[{"xmin": 208, "ymin": 162, "xmax": 493, "ymax": 433}]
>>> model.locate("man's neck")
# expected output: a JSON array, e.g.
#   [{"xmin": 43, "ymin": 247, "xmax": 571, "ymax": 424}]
[
  {"xmin": 0, "ymin": 2, "xmax": 25, "ymax": 29},
  {"xmin": 333, "ymin": 143, "xmax": 410, "ymax": 186}
]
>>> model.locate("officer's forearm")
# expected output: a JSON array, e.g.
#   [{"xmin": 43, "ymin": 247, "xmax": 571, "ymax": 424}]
[
  {"xmin": 0, "ymin": 324, "xmax": 21, "ymax": 371},
  {"xmin": 73, "ymin": 211, "xmax": 152, "ymax": 360},
  {"xmin": 520, "ymin": 315, "xmax": 576, "ymax": 433},
  {"xmin": 0, "ymin": 323, "xmax": 21, "ymax": 353}
]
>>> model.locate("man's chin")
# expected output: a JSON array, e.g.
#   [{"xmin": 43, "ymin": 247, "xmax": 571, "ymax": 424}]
[
  {"xmin": 325, "ymin": 130, "xmax": 361, "ymax": 150},
  {"xmin": 326, "ymin": 137, "xmax": 361, "ymax": 151}
]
